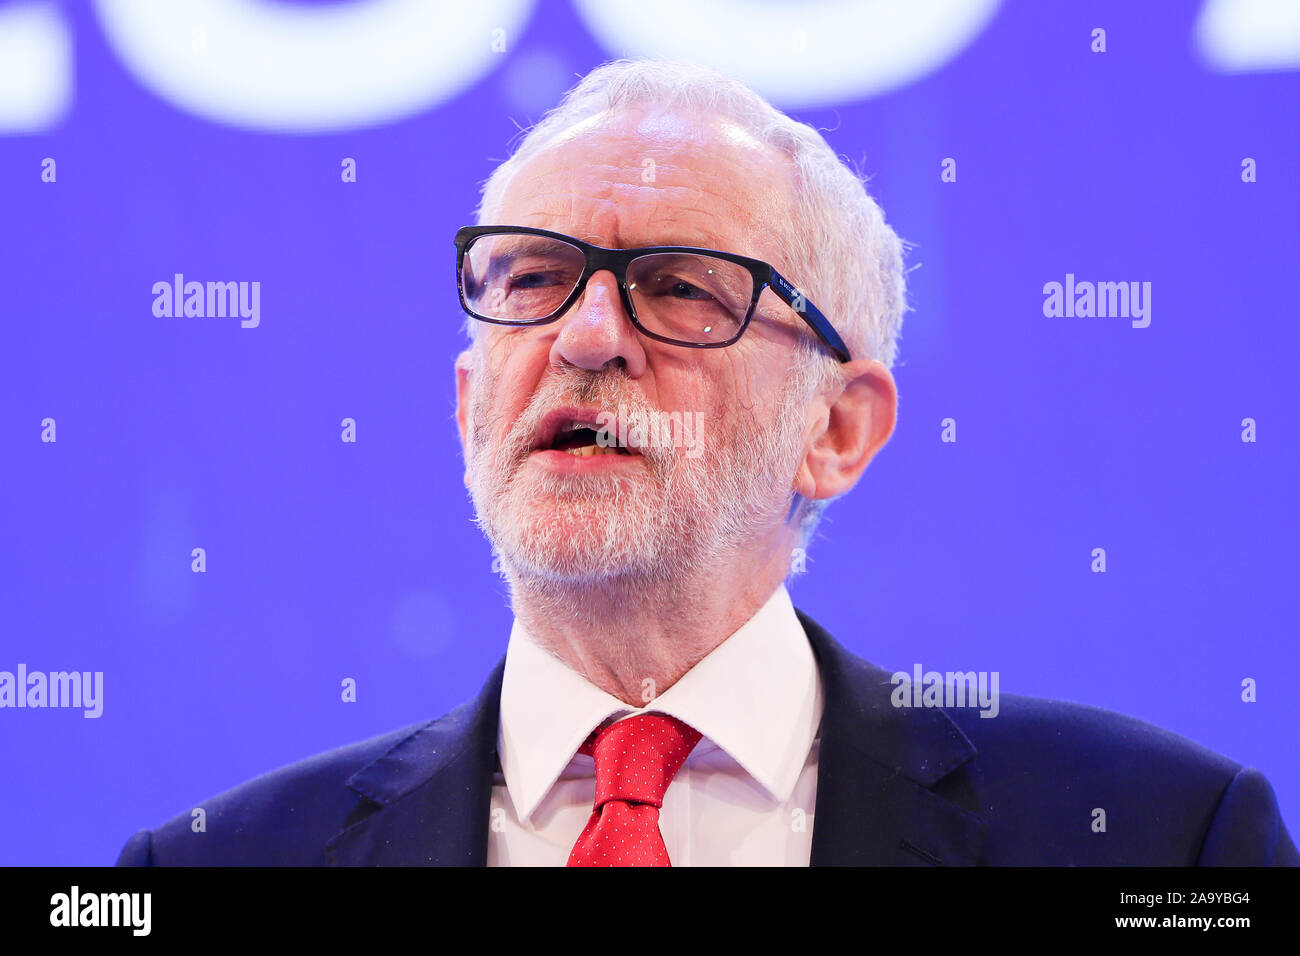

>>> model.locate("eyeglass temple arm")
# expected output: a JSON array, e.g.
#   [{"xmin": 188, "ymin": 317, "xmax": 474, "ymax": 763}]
[{"xmin": 767, "ymin": 268, "xmax": 852, "ymax": 363}]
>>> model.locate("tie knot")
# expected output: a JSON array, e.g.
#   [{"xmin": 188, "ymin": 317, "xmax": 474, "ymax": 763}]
[{"xmin": 578, "ymin": 713, "xmax": 702, "ymax": 809}]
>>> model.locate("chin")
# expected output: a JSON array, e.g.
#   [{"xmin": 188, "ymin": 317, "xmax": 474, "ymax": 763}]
[
  {"xmin": 521, "ymin": 524, "xmax": 652, "ymax": 582},
  {"xmin": 490, "ymin": 501, "xmax": 673, "ymax": 585}
]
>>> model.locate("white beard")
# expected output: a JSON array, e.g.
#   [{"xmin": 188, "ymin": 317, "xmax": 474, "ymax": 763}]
[{"xmin": 465, "ymin": 360, "xmax": 810, "ymax": 597}]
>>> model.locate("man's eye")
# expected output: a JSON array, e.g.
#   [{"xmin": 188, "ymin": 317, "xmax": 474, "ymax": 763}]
[
  {"xmin": 666, "ymin": 279, "xmax": 714, "ymax": 300},
  {"xmin": 509, "ymin": 270, "xmax": 557, "ymax": 290}
]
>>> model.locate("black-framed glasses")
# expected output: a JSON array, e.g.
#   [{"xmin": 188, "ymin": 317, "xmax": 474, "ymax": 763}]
[{"xmin": 454, "ymin": 225, "xmax": 851, "ymax": 362}]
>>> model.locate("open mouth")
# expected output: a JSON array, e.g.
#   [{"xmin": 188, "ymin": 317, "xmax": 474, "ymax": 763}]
[
  {"xmin": 532, "ymin": 409, "xmax": 641, "ymax": 458},
  {"xmin": 548, "ymin": 425, "xmax": 633, "ymax": 457}
]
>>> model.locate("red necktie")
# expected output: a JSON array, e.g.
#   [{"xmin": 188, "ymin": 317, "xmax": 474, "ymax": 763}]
[{"xmin": 566, "ymin": 713, "xmax": 703, "ymax": 867}]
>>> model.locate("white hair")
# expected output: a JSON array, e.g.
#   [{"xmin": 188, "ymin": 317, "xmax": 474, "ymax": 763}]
[{"xmin": 468, "ymin": 57, "xmax": 908, "ymax": 550}]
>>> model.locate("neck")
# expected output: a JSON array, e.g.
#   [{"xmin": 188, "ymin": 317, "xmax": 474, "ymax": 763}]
[{"xmin": 506, "ymin": 528, "xmax": 797, "ymax": 706}]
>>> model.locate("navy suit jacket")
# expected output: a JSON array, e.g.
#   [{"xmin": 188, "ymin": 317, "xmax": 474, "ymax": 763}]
[{"xmin": 116, "ymin": 610, "xmax": 1298, "ymax": 866}]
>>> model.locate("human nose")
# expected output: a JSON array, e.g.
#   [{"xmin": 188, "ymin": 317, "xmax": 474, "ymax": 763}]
[{"xmin": 549, "ymin": 268, "xmax": 648, "ymax": 376}]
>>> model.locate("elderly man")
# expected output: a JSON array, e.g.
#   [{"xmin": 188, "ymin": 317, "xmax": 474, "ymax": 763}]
[{"xmin": 116, "ymin": 58, "xmax": 1296, "ymax": 867}]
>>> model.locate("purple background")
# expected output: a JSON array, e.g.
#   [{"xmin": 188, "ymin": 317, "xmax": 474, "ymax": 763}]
[{"xmin": 1, "ymin": 0, "xmax": 1297, "ymax": 865}]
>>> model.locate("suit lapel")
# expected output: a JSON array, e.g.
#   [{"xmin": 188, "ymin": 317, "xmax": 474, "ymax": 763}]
[
  {"xmin": 326, "ymin": 657, "xmax": 505, "ymax": 866},
  {"xmin": 797, "ymin": 610, "xmax": 989, "ymax": 866},
  {"xmin": 327, "ymin": 611, "xmax": 988, "ymax": 866}
]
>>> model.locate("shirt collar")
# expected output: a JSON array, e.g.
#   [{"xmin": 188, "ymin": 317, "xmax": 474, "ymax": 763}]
[{"xmin": 497, "ymin": 584, "xmax": 823, "ymax": 824}]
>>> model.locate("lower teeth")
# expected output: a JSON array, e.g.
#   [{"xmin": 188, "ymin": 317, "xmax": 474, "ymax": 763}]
[{"xmin": 563, "ymin": 445, "xmax": 624, "ymax": 457}]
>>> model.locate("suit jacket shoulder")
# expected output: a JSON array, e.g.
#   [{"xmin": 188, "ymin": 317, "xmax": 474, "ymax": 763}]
[
  {"xmin": 941, "ymin": 692, "xmax": 1295, "ymax": 864},
  {"xmin": 116, "ymin": 719, "xmax": 432, "ymax": 865},
  {"xmin": 115, "ymin": 654, "xmax": 504, "ymax": 867},
  {"xmin": 796, "ymin": 608, "xmax": 1297, "ymax": 866}
]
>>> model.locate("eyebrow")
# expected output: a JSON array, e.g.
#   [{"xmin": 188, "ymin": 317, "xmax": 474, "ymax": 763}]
[{"xmin": 482, "ymin": 236, "xmax": 560, "ymax": 257}]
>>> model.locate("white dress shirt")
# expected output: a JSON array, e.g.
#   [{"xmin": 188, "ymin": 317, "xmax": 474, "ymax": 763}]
[{"xmin": 488, "ymin": 584, "xmax": 823, "ymax": 866}]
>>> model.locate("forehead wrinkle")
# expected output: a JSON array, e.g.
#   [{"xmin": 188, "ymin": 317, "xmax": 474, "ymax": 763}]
[
  {"xmin": 499, "ymin": 119, "xmax": 785, "ymax": 217},
  {"xmin": 512, "ymin": 182, "xmax": 773, "ymax": 255},
  {"xmin": 622, "ymin": 160, "xmax": 775, "ymax": 223}
]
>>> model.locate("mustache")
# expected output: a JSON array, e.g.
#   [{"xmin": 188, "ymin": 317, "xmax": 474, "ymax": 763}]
[{"xmin": 495, "ymin": 366, "xmax": 675, "ymax": 469}]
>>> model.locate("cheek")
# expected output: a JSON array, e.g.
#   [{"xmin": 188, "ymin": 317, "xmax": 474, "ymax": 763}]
[
  {"xmin": 474, "ymin": 338, "xmax": 548, "ymax": 445},
  {"xmin": 716, "ymin": 360, "xmax": 768, "ymax": 419},
  {"xmin": 492, "ymin": 327, "xmax": 552, "ymax": 378}
]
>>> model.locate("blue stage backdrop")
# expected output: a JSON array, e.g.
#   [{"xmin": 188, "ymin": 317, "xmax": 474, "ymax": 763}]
[{"xmin": 2, "ymin": 0, "xmax": 1297, "ymax": 865}]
